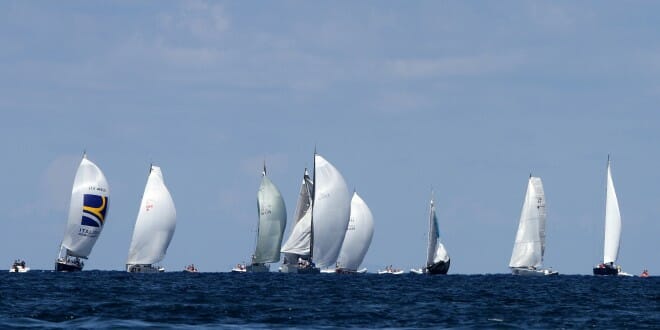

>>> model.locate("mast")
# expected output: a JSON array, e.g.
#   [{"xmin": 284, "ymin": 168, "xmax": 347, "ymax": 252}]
[{"xmin": 309, "ymin": 149, "xmax": 316, "ymax": 261}]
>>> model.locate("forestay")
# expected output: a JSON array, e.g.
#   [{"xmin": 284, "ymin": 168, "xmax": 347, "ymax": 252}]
[
  {"xmin": 61, "ymin": 155, "xmax": 110, "ymax": 258},
  {"xmin": 126, "ymin": 166, "xmax": 176, "ymax": 266}
]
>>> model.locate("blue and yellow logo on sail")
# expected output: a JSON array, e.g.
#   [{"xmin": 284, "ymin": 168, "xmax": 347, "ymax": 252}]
[{"xmin": 81, "ymin": 194, "xmax": 108, "ymax": 227}]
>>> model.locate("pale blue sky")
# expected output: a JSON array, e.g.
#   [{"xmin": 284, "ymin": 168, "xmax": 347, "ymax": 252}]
[{"xmin": 1, "ymin": 1, "xmax": 658, "ymax": 274}]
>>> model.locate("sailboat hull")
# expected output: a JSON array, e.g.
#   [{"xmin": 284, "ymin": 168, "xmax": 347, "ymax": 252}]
[
  {"xmin": 426, "ymin": 259, "xmax": 450, "ymax": 275},
  {"xmin": 511, "ymin": 267, "xmax": 558, "ymax": 276},
  {"xmin": 246, "ymin": 263, "xmax": 270, "ymax": 272},
  {"xmin": 55, "ymin": 261, "xmax": 82, "ymax": 272},
  {"xmin": 126, "ymin": 264, "xmax": 164, "ymax": 273},
  {"xmin": 593, "ymin": 264, "xmax": 619, "ymax": 276}
]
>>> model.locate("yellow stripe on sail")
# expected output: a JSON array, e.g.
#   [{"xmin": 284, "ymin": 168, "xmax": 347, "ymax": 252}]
[{"xmin": 83, "ymin": 196, "xmax": 107, "ymax": 223}]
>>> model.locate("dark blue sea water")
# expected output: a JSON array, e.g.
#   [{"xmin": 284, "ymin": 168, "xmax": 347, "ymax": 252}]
[{"xmin": 0, "ymin": 272, "xmax": 657, "ymax": 329}]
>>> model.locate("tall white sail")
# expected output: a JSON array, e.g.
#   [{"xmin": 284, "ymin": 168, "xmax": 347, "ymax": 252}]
[
  {"xmin": 126, "ymin": 166, "xmax": 176, "ymax": 266},
  {"xmin": 311, "ymin": 154, "xmax": 351, "ymax": 269},
  {"xmin": 61, "ymin": 154, "xmax": 110, "ymax": 258},
  {"xmin": 509, "ymin": 176, "xmax": 546, "ymax": 268},
  {"xmin": 281, "ymin": 169, "xmax": 313, "ymax": 256},
  {"xmin": 603, "ymin": 160, "xmax": 621, "ymax": 264},
  {"xmin": 253, "ymin": 171, "xmax": 287, "ymax": 264},
  {"xmin": 426, "ymin": 198, "xmax": 449, "ymax": 267},
  {"xmin": 336, "ymin": 192, "xmax": 375, "ymax": 271}
]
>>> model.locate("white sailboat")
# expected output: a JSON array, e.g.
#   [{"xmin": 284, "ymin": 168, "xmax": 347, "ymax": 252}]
[
  {"xmin": 233, "ymin": 164, "xmax": 287, "ymax": 273},
  {"xmin": 593, "ymin": 157, "xmax": 630, "ymax": 276},
  {"xmin": 126, "ymin": 165, "xmax": 176, "ymax": 273},
  {"xmin": 411, "ymin": 194, "xmax": 450, "ymax": 275},
  {"xmin": 280, "ymin": 153, "xmax": 351, "ymax": 273},
  {"xmin": 509, "ymin": 176, "xmax": 557, "ymax": 276},
  {"xmin": 335, "ymin": 192, "xmax": 375, "ymax": 274},
  {"xmin": 55, "ymin": 153, "xmax": 110, "ymax": 272}
]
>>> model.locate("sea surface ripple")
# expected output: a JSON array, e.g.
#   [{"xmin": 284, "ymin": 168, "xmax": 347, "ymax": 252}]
[{"xmin": 0, "ymin": 271, "xmax": 658, "ymax": 329}]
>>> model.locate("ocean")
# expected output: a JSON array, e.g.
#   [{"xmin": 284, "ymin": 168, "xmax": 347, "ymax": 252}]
[{"xmin": 1, "ymin": 271, "xmax": 657, "ymax": 329}]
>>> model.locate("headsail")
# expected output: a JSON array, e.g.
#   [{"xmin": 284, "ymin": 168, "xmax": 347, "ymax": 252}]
[
  {"xmin": 509, "ymin": 176, "xmax": 546, "ymax": 268},
  {"xmin": 336, "ymin": 192, "xmax": 375, "ymax": 271},
  {"xmin": 603, "ymin": 159, "xmax": 621, "ymax": 264},
  {"xmin": 126, "ymin": 165, "xmax": 176, "ymax": 266},
  {"xmin": 252, "ymin": 170, "xmax": 287, "ymax": 264},
  {"xmin": 281, "ymin": 169, "xmax": 313, "ymax": 256},
  {"xmin": 311, "ymin": 154, "xmax": 351, "ymax": 269},
  {"xmin": 426, "ymin": 197, "xmax": 449, "ymax": 267},
  {"xmin": 61, "ymin": 154, "xmax": 110, "ymax": 258}
]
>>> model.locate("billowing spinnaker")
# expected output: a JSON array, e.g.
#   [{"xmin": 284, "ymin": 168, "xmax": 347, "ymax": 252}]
[
  {"xmin": 509, "ymin": 177, "xmax": 545, "ymax": 268},
  {"xmin": 61, "ymin": 156, "xmax": 110, "ymax": 258},
  {"xmin": 253, "ymin": 175, "xmax": 287, "ymax": 263},
  {"xmin": 336, "ymin": 192, "xmax": 375, "ymax": 271},
  {"xmin": 126, "ymin": 166, "xmax": 176, "ymax": 265},
  {"xmin": 312, "ymin": 154, "xmax": 350, "ymax": 269},
  {"xmin": 603, "ymin": 161, "xmax": 621, "ymax": 264}
]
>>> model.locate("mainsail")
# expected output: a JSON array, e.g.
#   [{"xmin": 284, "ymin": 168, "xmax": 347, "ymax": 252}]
[
  {"xmin": 336, "ymin": 192, "xmax": 375, "ymax": 271},
  {"xmin": 126, "ymin": 165, "xmax": 176, "ymax": 266},
  {"xmin": 60, "ymin": 154, "xmax": 110, "ymax": 258},
  {"xmin": 509, "ymin": 176, "xmax": 546, "ymax": 268},
  {"xmin": 603, "ymin": 159, "xmax": 621, "ymax": 264},
  {"xmin": 311, "ymin": 154, "xmax": 351, "ymax": 269},
  {"xmin": 426, "ymin": 197, "xmax": 449, "ymax": 267},
  {"xmin": 281, "ymin": 169, "xmax": 313, "ymax": 256},
  {"xmin": 252, "ymin": 168, "xmax": 287, "ymax": 264}
]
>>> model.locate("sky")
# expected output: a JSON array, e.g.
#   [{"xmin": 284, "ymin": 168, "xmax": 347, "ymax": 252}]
[{"xmin": 1, "ymin": 1, "xmax": 659, "ymax": 275}]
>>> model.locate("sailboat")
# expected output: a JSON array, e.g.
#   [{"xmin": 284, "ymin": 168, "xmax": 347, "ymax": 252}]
[
  {"xmin": 232, "ymin": 164, "xmax": 287, "ymax": 273},
  {"xmin": 509, "ymin": 176, "xmax": 558, "ymax": 276},
  {"xmin": 412, "ymin": 194, "xmax": 450, "ymax": 275},
  {"xmin": 335, "ymin": 192, "xmax": 375, "ymax": 274},
  {"xmin": 55, "ymin": 153, "xmax": 110, "ymax": 272},
  {"xmin": 593, "ymin": 157, "xmax": 630, "ymax": 276},
  {"xmin": 126, "ymin": 165, "xmax": 176, "ymax": 273},
  {"xmin": 280, "ymin": 153, "xmax": 351, "ymax": 273}
]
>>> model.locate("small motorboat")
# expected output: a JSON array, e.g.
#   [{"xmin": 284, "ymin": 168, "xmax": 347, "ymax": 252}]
[
  {"xmin": 184, "ymin": 264, "xmax": 198, "ymax": 273},
  {"xmin": 231, "ymin": 264, "xmax": 247, "ymax": 273},
  {"xmin": 410, "ymin": 268, "xmax": 424, "ymax": 275},
  {"xmin": 378, "ymin": 266, "xmax": 403, "ymax": 275},
  {"xmin": 9, "ymin": 260, "xmax": 29, "ymax": 273},
  {"xmin": 640, "ymin": 269, "xmax": 650, "ymax": 278}
]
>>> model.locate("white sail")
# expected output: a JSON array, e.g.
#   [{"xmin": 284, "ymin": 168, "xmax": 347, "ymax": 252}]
[
  {"xmin": 253, "ymin": 172, "xmax": 287, "ymax": 264},
  {"xmin": 281, "ymin": 169, "xmax": 313, "ymax": 256},
  {"xmin": 311, "ymin": 154, "xmax": 351, "ymax": 269},
  {"xmin": 61, "ymin": 154, "xmax": 110, "ymax": 258},
  {"xmin": 336, "ymin": 192, "xmax": 375, "ymax": 271},
  {"xmin": 426, "ymin": 198, "xmax": 449, "ymax": 266},
  {"xmin": 509, "ymin": 176, "xmax": 546, "ymax": 268},
  {"xmin": 603, "ymin": 160, "xmax": 621, "ymax": 264},
  {"xmin": 126, "ymin": 165, "xmax": 176, "ymax": 266}
]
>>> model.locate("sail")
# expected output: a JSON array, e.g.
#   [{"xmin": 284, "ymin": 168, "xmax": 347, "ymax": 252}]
[
  {"xmin": 281, "ymin": 169, "xmax": 313, "ymax": 256},
  {"xmin": 126, "ymin": 166, "xmax": 176, "ymax": 265},
  {"xmin": 61, "ymin": 154, "xmax": 110, "ymax": 258},
  {"xmin": 603, "ymin": 160, "xmax": 621, "ymax": 264},
  {"xmin": 336, "ymin": 192, "xmax": 375, "ymax": 271},
  {"xmin": 252, "ymin": 173, "xmax": 287, "ymax": 264},
  {"xmin": 509, "ymin": 176, "xmax": 546, "ymax": 268},
  {"xmin": 312, "ymin": 154, "xmax": 351, "ymax": 269},
  {"xmin": 426, "ymin": 198, "xmax": 449, "ymax": 266}
]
